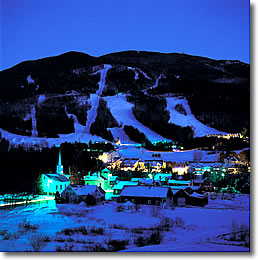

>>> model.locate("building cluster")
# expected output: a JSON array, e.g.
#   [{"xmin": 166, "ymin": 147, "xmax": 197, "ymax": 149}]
[{"xmin": 41, "ymin": 148, "xmax": 248, "ymax": 209}]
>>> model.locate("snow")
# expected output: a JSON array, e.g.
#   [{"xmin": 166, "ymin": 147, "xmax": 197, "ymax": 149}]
[
  {"xmin": 166, "ymin": 96, "xmax": 227, "ymax": 137},
  {"xmin": 108, "ymin": 127, "xmax": 135, "ymax": 144},
  {"xmin": 104, "ymin": 94, "xmax": 169, "ymax": 142},
  {"xmin": 85, "ymin": 64, "xmax": 112, "ymax": 133},
  {"xmin": 27, "ymin": 75, "xmax": 34, "ymax": 84},
  {"xmin": 127, "ymin": 67, "xmax": 139, "ymax": 80},
  {"xmin": 120, "ymin": 186, "xmax": 170, "ymax": 198},
  {"xmin": 31, "ymin": 106, "xmax": 38, "ymax": 137},
  {"xmin": 116, "ymin": 146, "xmax": 219, "ymax": 162},
  {"xmin": 38, "ymin": 94, "xmax": 46, "ymax": 103},
  {"xmin": 148, "ymin": 74, "xmax": 162, "ymax": 90},
  {"xmin": 0, "ymin": 195, "xmax": 249, "ymax": 252},
  {"xmin": 138, "ymin": 69, "xmax": 151, "ymax": 80},
  {"xmin": 0, "ymin": 127, "xmax": 105, "ymax": 149}
]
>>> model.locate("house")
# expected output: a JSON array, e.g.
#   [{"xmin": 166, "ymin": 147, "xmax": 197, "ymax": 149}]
[
  {"xmin": 41, "ymin": 148, "xmax": 70, "ymax": 195},
  {"xmin": 83, "ymin": 168, "xmax": 112, "ymax": 190},
  {"xmin": 131, "ymin": 178, "xmax": 153, "ymax": 186},
  {"xmin": 144, "ymin": 160, "xmax": 165, "ymax": 172},
  {"xmin": 173, "ymin": 189, "xmax": 208, "ymax": 207},
  {"xmin": 41, "ymin": 173, "xmax": 70, "ymax": 195},
  {"xmin": 109, "ymin": 176, "xmax": 119, "ymax": 187},
  {"xmin": 120, "ymin": 158, "xmax": 140, "ymax": 171},
  {"xmin": 120, "ymin": 186, "xmax": 173, "ymax": 206},
  {"xmin": 61, "ymin": 184, "xmax": 105, "ymax": 204},
  {"xmin": 112, "ymin": 181, "xmax": 138, "ymax": 196},
  {"xmin": 154, "ymin": 173, "xmax": 172, "ymax": 185},
  {"xmin": 167, "ymin": 180, "xmax": 192, "ymax": 186},
  {"xmin": 172, "ymin": 166, "xmax": 189, "ymax": 176},
  {"xmin": 199, "ymin": 178, "xmax": 214, "ymax": 192}
]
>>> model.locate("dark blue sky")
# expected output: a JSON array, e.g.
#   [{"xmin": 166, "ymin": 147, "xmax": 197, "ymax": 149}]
[{"xmin": 1, "ymin": 0, "xmax": 250, "ymax": 70}]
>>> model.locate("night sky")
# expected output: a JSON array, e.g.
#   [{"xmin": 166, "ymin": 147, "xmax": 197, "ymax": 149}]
[{"xmin": 0, "ymin": 0, "xmax": 250, "ymax": 70}]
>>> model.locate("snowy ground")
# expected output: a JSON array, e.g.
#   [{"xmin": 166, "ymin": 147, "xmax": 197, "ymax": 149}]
[
  {"xmin": 108, "ymin": 127, "xmax": 136, "ymax": 144},
  {"xmin": 0, "ymin": 194, "xmax": 249, "ymax": 252},
  {"xmin": 85, "ymin": 64, "xmax": 112, "ymax": 133},
  {"xmin": 166, "ymin": 96, "xmax": 227, "ymax": 137},
  {"xmin": 104, "ymin": 94, "xmax": 169, "ymax": 143},
  {"xmin": 115, "ymin": 146, "xmax": 219, "ymax": 162}
]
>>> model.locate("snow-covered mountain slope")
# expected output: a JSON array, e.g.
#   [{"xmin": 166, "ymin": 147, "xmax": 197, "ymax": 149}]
[
  {"xmin": 0, "ymin": 127, "xmax": 105, "ymax": 148},
  {"xmin": 85, "ymin": 64, "xmax": 112, "ymax": 132},
  {"xmin": 166, "ymin": 96, "xmax": 227, "ymax": 137},
  {"xmin": 108, "ymin": 127, "xmax": 135, "ymax": 144},
  {"xmin": 116, "ymin": 146, "xmax": 219, "ymax": 162},
  {"xmin": 104, "ymin": 94, "xmax": 170, "ymax": 142}
]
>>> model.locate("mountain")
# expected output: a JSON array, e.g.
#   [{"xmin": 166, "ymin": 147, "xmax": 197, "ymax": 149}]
[{"xmin": 0, "ymin": 51, "xmax": 250, "ymax": 147}]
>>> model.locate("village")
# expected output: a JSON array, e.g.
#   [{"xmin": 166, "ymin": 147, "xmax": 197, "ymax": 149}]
[
  {"xmin": 0, "ymin": 142, "xmax": 250, "ymax": 252},
  {"xmin": 40, "ymin": 142, "xmax": 250, "ymax": 209}
]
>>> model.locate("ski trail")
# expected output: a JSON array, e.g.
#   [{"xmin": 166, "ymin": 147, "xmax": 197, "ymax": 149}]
[
  {"xmin": 85, "ymin": 64, "xmax": 112, "ymax": 133},
  {"xmin": 31, "ymin": 105, "xmax": 38, "ymax": 137},
  {"xmin": 166, "ymin": 96, "xmax": 227, "ymax": 137},
  {"xmin": 108, "ymin": 127, "xmax": 136, "ymax": 144},
  {"xmin": 104, "ymin": 94, "xmax": 170, "ymax": 142}
]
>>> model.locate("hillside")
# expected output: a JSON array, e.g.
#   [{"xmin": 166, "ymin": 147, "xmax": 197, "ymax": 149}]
[{"xmin": 0, "ymin": 51, "xmax": 250, "ymax": 147}]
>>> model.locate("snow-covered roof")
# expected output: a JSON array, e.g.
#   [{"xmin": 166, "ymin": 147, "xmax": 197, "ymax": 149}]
[
  {"xmin": 101, "ymin": 168, "xmax": 110, "ymax": 173},
  {"xmin": 44, "ymin": 174, "xmax": 70, "ymax": 183},
  {"xmin": 131, "ymin": 178, "xmax": 153, "ymax": 185},
  {"xmin": 109, "ymin": 176, "xmax": 118, "ymax": 181},
  {"xmin": 120, "ymin": 186, "xmax": 171, "ymax": 198},
  {"xmin": 113, "ymin": 181, "xmax": 138, "ymax": 190},
  {"xmin": 168, "ymin": 180, "xmax": 191, "ymax": 185},
  {"xmin": 154, "ymin": 173, "xmax": 172, "ymax": 181},
  {"xmin": 123, "ymin": 201, "xmax": 135, "ymax": 206},
  {"xmin": 168, "ymin": 186, "xmax": 200, "ymax": 191},
  {"xmin": 69, "ymin": 184, "xmax": 102, "ymax": 196}
]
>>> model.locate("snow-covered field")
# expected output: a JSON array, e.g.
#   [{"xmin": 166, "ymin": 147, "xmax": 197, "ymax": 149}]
[
  {"xmin": 116, "ymin": 146, "xmax": 219, "ymax": 162},
  {"xmin": 166, "ymin": 96, "xmax": 227, "ymax": 137},
  {"xmin": 0, "ymin": 195, "xmax": 250, "ymax": 252},
  {"xmin": 104, "ymin": 94, "xmax": 169, "ymax": 143}
]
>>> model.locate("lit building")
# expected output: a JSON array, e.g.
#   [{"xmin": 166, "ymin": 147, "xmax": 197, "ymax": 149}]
[{"xmin": 41, "ymin": 148, "xmax": 70, "ymax": 195}]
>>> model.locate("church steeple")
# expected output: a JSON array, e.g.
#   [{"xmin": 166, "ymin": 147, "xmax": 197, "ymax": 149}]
[{"xmin": 56, "ymin": 147, "xmax": 64, "ymax": 175}]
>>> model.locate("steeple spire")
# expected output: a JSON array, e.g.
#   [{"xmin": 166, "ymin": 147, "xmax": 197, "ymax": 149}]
[{"xmin": 56, "ymin": 147, "xmax": 64, "ymax": 175}]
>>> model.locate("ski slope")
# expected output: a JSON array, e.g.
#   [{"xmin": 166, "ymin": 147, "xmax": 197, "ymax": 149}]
[
  {"xmin": 116, "ymin": 146, "xmax": 219, "ymax": 162},
  {"xmin": 108, "ymin": 127, "xmax": 136, "ymax": 144},
  {"xmin": 104, "ymin": 94, "xmax": 169, "ymax": 143},
  {"xmin": 166, "ymin": 96, "xmax": 227, "ymax": 137},
  {"xmin": 85, "ymin": 64, "xmax": 112, "ymax": 133}
]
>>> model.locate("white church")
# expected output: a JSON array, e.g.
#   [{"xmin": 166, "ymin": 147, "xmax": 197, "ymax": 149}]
[{"xmin": 41, "ymin": 148, "xmax": 70, "ymax": 195}]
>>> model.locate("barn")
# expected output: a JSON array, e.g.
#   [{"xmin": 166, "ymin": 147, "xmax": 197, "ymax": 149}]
[
  {"xmin": 173, "ymin": 188, "xmax": 208, "ymax": 207},
  {"xmin": 61, "ymin": 184, "xmax": 105, "ymax": 204},
  {"xmin": 120, "ymin": 186, "xmax": 173, "ymax": 206}
]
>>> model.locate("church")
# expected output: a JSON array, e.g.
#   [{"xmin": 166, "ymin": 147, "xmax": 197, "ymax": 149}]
[{"xmin": 41, "ymin": 147, "xmax": 70, "ymax": 195}]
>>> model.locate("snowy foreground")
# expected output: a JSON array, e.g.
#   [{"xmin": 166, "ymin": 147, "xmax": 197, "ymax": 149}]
[{"xmin": 0, "ymin": 195, "xmax": 250, "ymax": 252}]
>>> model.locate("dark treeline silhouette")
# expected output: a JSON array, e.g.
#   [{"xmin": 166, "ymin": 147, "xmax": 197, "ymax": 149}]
[{"xmin": 0, "ymin": 135, "xmax": 113, "ymax": 194}]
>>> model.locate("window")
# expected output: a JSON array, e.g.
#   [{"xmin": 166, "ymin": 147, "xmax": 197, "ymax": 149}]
[
  {"xmin": 132, "ymin": 199, "xmax": 135, "ymax": 203},
  {"xmin": 156, "ymin": 200, "xmax": 160, "ymax": 205},
  {"xmin": 60, "ymin": 185, "xmax": 62, "ymax": 190},
  {"xmin": 148, "ymin": 200, "xmax": 152, "ymax": 205},
  {"xmin": 56, "ymin": 185, "xmax": 58, "ymax": 190}
]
